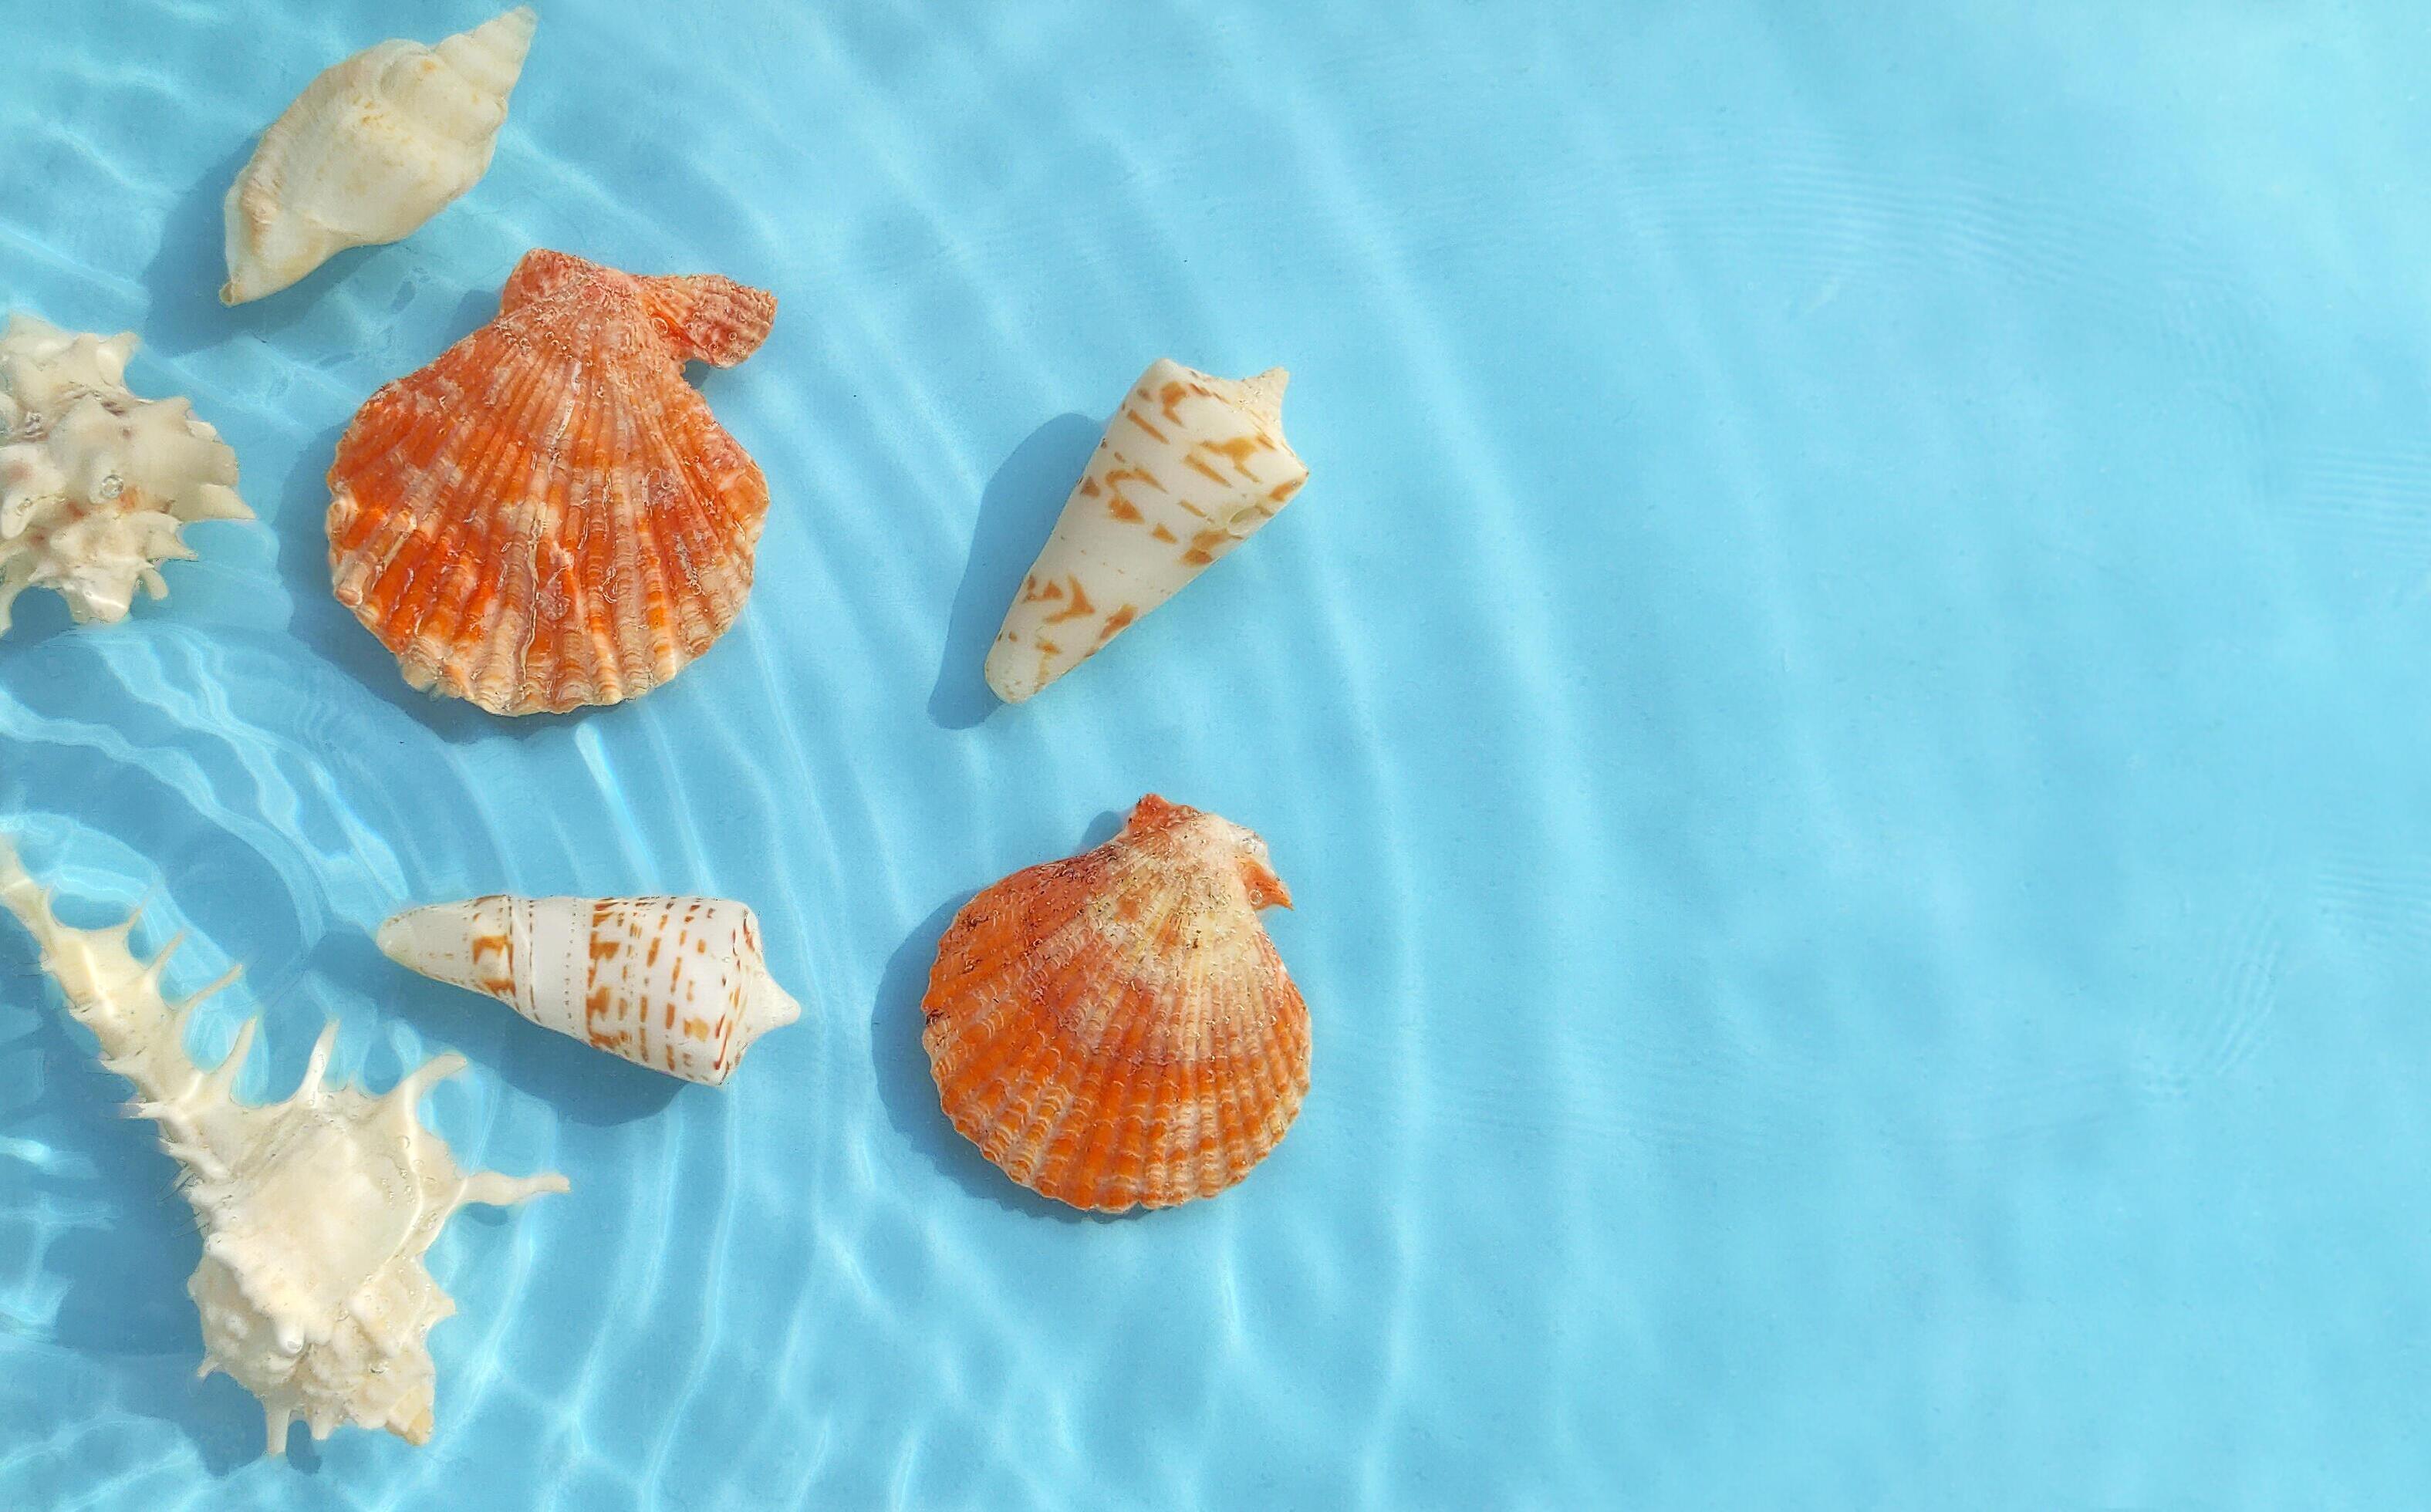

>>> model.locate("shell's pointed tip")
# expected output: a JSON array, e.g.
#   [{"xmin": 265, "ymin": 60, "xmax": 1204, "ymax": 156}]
[
  {"xmin": 1128, "ymin": 793, "xmax": 1187, "ymax": 828},
  {"xmin": 980, "ymin": 652, "xmax": 1032, "ymax": 705},
  {"xmin": 373, "ymin": 910, "xmax": 413, "ymax": 965},
  {"xmin": 467, "ymin": 2, "xmax": 539, "ymax": 48},
  {"xmin": 1232, "ymin": 365, "xmax": 1291, "ymax": 425},
  {"xmin": 1245, "ymin": 862, "xmax": 1293, "ymax": 911},
  {"xmin": 459, "ymin": 1166, "xmax": 569, "ymax": 1208},
  {"xmin": 397, "ymin": 1406, "xmax": 434, "ymax": 1446},
  {"xmin": 759, "ymin": 980, "xmax": 804, "ymax": 1032}
]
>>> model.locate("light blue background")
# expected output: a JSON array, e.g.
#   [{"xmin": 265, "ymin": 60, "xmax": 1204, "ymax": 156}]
[{"xmin": 4, "ymin": 1, "xmax": 2429, "ymax": 1506}]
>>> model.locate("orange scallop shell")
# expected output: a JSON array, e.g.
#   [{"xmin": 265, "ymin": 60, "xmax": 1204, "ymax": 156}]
[
  {"xmin": 922, "ymin": 795, "xmax": 1311, "ymax": 1211},
  {"xmin": 326, "ymin": 248, "xmax": 777, "ymax": 714}
]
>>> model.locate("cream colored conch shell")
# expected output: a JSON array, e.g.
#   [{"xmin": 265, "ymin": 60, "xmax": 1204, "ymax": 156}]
[
  {"xmin": 221, "ymin": 5, "xmax": 538, "ymax": 304},
  {"xmin": 984, "ymin": 359, "xmax": 1308, "ymax": 704},
  {"xmin": 378, "ymin": 895, "xmax": 802, "ymax": 1086},
  {"xmin": 0, "ymin": 315, "xmax": 252, "ymax": 636},
  {"xmin": 0, "ymin": 837, "xmax": 566, "ymax": 1454}
]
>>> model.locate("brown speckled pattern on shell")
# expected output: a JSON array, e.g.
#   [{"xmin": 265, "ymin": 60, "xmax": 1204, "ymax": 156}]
[{"xmin": 381, "ymin": 892, "xmax": 799, "ymax": 1086}]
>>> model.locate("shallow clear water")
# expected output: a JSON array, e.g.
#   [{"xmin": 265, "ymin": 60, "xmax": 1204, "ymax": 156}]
[{"xmin": 3, "ymin": 0, "xmax": 2429, "ymax": 1505}]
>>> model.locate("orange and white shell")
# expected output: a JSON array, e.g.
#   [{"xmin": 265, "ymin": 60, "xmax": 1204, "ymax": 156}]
[
  {"xmin": 984, "ymin": 359, "xmax": 1308, "ymax": 704},
  {"xmin": 327, "ymin": 248, "xmax": 777, "ymax": 714},
  {"xmin": 378, "ymin": 894, "xmax": 801, "ymax": 1086},
  {"xmin": 921, "ymin": 795, "xmax": 1310, "ymax": 1211}
]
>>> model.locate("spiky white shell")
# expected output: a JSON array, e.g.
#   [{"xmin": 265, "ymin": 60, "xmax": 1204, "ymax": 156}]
[
  {"xmin": 0, "ymin": 315, "xmax": 252, "ymax": 635},
  {"xmin": 379, "ymin": 895, "xmax": 802, "ymax": 1086},
  {"xmin": 221, "ymin": 5, "xmax": 537, "ymax": 304},
  {"xmin": 0, "ymin": 837, "xmax": 565, "ymax": 1454},
  {"xmin": 984, "ymin": 358, "xmax": 1308, "ymax": 704}
]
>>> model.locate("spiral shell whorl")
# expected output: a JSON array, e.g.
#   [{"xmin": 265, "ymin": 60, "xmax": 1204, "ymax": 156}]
[{"xmin": 221, "ymin": 6, "xmax": 538, "ymax": 303}]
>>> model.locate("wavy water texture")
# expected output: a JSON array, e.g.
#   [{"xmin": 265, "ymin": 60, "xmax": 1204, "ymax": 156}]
[{"xmin": 7, "ymin": 0, "xmax": 2431, "ymax": 1507}]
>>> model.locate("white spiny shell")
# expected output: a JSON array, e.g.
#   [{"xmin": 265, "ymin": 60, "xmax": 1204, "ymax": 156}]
[
  {"xmin": 0, "ymin": 837, "xmax": 566, "ymax": 1454},
  {"xmin": 379, "ymin": 895, "xmax": 802, "ymax": 1086},
  {"xmin": 0, "ymin": 315, "xmax": 252, "ymax": 635},
  {"xmin": 984, "ymin": 358, "xmax": 1308, "ymax": 704},
  {"xmin": 221, "ymin": 5, "xmax": 537, "ymax": 304}
]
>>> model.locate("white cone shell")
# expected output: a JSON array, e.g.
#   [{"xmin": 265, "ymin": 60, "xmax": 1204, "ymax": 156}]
[
  {"xmin": 0, "ymin": 835, "xmax": 565, "ymax": 1455},
  {"xmin": 0, "ymin": 314, "xmax": 252, "ymax": 635},
  {"xmin": 378, "ymin": 895, "xmax": 802, "ymax": 1086},
  {"xmin": 221, "ymin": 5, "xmax": 537, "ymax": 303},
  {"xmin": 984, "ymin": 358, "xmax": 1308, "ymax": 704}
]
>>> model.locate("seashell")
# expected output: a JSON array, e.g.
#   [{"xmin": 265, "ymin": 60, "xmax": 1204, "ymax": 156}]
[
  {"xmin": 984, "ymin": 359, "xmax": 1308, "ymax": 704},
  {"xmin": 0, "ymin": 315, "xmax": 252, "ymax": 636},
  {"xmin": 0, "ymin": 835, "xmax": 566, "ymax": 1454},
  {"xmin": 327, "ymin": 248, "xmax": 778, "ymax": 714},
  {"xmin": 221, "ymin": 6, "xmax": 538, "ymax": 304},
  {"xmin": 921, "ymin": 795, "xmax": 1310, "ymax": 1211},
  {"xmin": 378, "ymin": 894, "xmax": 802, "ymax": 1085}
]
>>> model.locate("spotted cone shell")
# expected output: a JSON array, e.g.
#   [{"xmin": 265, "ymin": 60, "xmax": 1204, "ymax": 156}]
[
  {"xmin": 378, "ymin": 893, "xmax": 800, "ymax": 1087},
  {"xmin": 922, "ymin": 795, "xmax": 1310, "ymax": 1211},
  {"xmin": 327, "ymin": 248, "xmax": 776, "ymax": 714}
]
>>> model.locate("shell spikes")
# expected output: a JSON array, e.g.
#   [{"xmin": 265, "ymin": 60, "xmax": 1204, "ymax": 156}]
[
  {"xmin": 0, "ymin": 835, "xmax": 566, "ymax": 1454},
  {"xmin": 222, "ymin": 6, "xmax": 538, "ymax": 303},
  {"xmin": 377, "ymin": 894, "xmax": 802, "ymax": 1085},
  {"xmin": 921, "ymin": 795, "xmax": 1311, "ymax": 1211},
  {"xmin": 985, "ymin": 359, "xmax": 1308, "ymax": 704},
  {"xmin": 0, "ymin": 314, "xmax": 252, "ymax": 635}
]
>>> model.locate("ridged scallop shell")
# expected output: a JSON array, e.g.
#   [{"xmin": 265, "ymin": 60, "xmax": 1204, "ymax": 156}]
[
  {"xmin": 0, "ymin": 314, "xmax": 252, "ymax": 635},
  {"xmin": 922, "ymin": 795, "xmax": 1310, "ymax": 1211},
  {"xmin": 222, "ymin": 6, "xmax": 536, "ymax": 304},
  {"xmin": 377, "ymin": 894, "xmax": 801, "ymax": 1085},
  {"xmin": 327, "ymin": 248, "xmax": 777, "ymax": 714},
  {"xmin": 0, "ymin": 835, "xmax": 565, "ymax": 1454},
  {"xmin": 985, "ymin": 359, "xmax": 1307, "ymax": 704}
]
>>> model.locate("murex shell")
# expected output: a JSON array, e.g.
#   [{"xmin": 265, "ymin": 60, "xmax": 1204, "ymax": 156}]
[
  {"xmin": 222, "ymin": 6, "xmax": 537, "ymax": 304},
  {"xmin": 327, "ymin": 248, "xmax": 778, "ymax": 714},
  {"xmin": 0, "ymin": 314, "xmax": 252, "ymax": 636},
  {"xmin": 379, "ymin": 894, "xmax": 801, "ymax": 1086},
  {"xmin": 0, "ymin": 836, "xmax": 565, "ymax": 1453},
  {"xmin": 985, "ymin": 359, "xmax": 1308, "ymax": 704},
  {"xmin": 922, "ymin": 795, "xmax": 1311, "ymax": 1211}
]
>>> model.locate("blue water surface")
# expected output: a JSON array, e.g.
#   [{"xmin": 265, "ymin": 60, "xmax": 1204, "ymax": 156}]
[{"xmin": 5, "ymin": 0, "xmax": 2431, "ymax": 1506}]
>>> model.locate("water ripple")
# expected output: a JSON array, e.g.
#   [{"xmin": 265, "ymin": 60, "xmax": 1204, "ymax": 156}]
[{"xmin": 12, "ymin": 0, "xmax": 2431, "ymax": 1505}]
